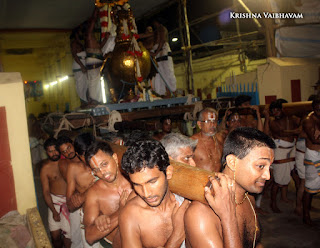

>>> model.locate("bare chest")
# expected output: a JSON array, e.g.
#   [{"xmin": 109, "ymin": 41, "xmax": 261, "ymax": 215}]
[
  {"xmin": 194, "ymin": 139, "xmax": 222, "ymax": 171},
  {"xmin": 140, "ymin": 211, "xmax": 173, "ymax": 248},
  {"xmin": 236, "ymin": 204, "xmax": 260, "ymax": 247},
  {"xmin": 48, "ymin": 167, "xmax": 64, "ymax": 183},
  {"xmin": 76, "ymin": 170, "xmax": 94, "ymax": 193}
]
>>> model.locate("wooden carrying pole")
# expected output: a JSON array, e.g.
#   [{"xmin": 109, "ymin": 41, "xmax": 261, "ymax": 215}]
[
  {"xmin": 258, "ymin": 101, "xmax": 312, "ymax": 117},
  {"xmin": 218, "ymin": 101, "xmax": 313, "ymax": 119},
  {"xmin": 108, "ymin": 142, "xmax": 214, "ymax": 205}
]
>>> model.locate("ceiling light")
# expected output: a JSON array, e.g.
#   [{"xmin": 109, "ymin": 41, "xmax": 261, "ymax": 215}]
[{"xmin": 58, "ymin": 75, "xmax": 69, "ymax": 82}]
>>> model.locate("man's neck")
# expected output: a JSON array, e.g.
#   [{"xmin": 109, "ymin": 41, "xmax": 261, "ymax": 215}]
[
  {"xmin": 223, "ymin": 167, "xmax": 247, "ymax": 199},
  {"xmin": 153, "ymin": 188, "xmax": 174, "ymax": 212},
  {"xmin": 102, "ymin": 171, "xmax": 124, "ymax": 188},
  {"xmin": 201, "ymin": 132, "xmax": 215, "ymax": 140},
  {"xmin": 49, "ymin": 160, "xmax": 59, "ymax": 166},
  {"xmin": 69, "ymin": 156, "xmax": 80, "ymax": 163}
]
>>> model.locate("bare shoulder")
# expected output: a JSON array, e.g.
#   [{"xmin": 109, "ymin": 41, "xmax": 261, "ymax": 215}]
[
  {"xmin": 185, "ymin": 201, "xmax": 222, "ymax": 243},
  {"xmin": 185, "ymin": 201, "xmax": 220, "ymax": 229},
  {"xmin": 85, "ymin": 181, "xmax": 100, "ymax": 201},
  {"xmin": 186, "ymin": 201, "xmax": 217, "ymax": 220},
  {"xmin": 68, "ymin": 161, "xmax": 83, "ymax": 173},
  {"xmin": 58, "ymin": 158, "xmax": 68, "ymax": 168},
  {"xmin": 40, "ymin": 160, "xmax": 56, "ymax": 174},
  {"xmin": 124, "ymin": 195, "xmax": 143, "ymax": 208},
  {"xmin": 120, "ymin": 195, "xmax": 143, "ymax": 219},
  {"xmin": 87, "ymin": 180, "xmax": 104, "ymax": 194},
  {"xmin": 191, "ymin": 132, "xmax": 200, "ymax": 140},
  {"xmin": 41, "ymin": 159, "xmax": 51, "ymax": 170},
  {"xmin": 215, "ymin": 132, "xmax": 225, "ymax": 144}
]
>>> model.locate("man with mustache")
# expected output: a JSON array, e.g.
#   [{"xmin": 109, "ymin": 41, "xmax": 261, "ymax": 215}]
[
  {"xmin": 185, "ymin": 127, "xmax": 276, "ymax": 248},
  {"xmin": 57, "ymin": 135, "xmax": 83, "ymax": 248},
  {"xmin": 84, "ymin": 141, "xmax": 132, "ymax": 247},
  {"xmin": 40, "ymin": 137, "xmax": 71, "ymax": 248},
  {"xmin": 191, "ymin": 108, "xmax": 224, "ymax": 172}
]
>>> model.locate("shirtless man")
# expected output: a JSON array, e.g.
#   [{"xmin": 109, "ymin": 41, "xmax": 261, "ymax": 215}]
[
  {"xmin": 219, "ymin": 109, "xmax": 242, "ymax": 142},
  {"xmin": 40, "ymin": 138, "xmax": 71, "ymax": 248},
  {"xmin": 84, "ymin": 141, "xmax": 132, "ymax": 247},
  {"xmin": 57, "ymin": 136, "xmax": 83, "ymax": 248},
  {"xmin": 140, "ymin": 26, "xmax": 154, "ymax": 51},
  {"xmin": 161, "ymin": 132, "xmax": 197, "ymax": 167},
  {"xmin": 150, "ymin": 19, "xmax": 176, "ymax": 96},
  {"xmin": 119, "ymin": 140, "xmax": 190, "ymax": 248},
  {"xmin": 185, "ymin": 127, "xmax": 275, "ymax": 248},
  {"xmin": 234, "ymin": 95, "xmax": 263, "ymax": 131},
  {"xmin": 302, "ymin": 98, "xmax": 320, "ymax": 225},
  {"xmin": 71, "ymin": 26, "xmax": 88, "ymax": 108},
  {"xmin": 66, "ymin": 133, "xmax": 98, "ymax": 248},
  {"xmin": 153, "ymin": 116, "xmax": 172, "ymax": 141},
  {"xmin": 268, "ymin": 100, "xmax": 300, "ymax": 213},
  {"xmin": 192, "ymin": 108, "xmax": 224, "ymax": 172}
]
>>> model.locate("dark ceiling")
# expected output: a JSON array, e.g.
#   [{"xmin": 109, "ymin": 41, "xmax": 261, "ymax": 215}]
[
  {"xmin": 0, "ymin": 0, "xmax": 170, "ymax": 29},
  {"xmin": 0, "ymin": 0, "xmax": 264, "ymax": 60}
]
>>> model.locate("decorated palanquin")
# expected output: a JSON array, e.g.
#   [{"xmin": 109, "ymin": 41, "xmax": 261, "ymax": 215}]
[{"xmin": 96, "ymin": 0, "xmax": 151, "ymax": 102}]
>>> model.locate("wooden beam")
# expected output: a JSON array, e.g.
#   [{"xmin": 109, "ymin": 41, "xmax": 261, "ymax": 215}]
[{"xmin": 214, "ymin": 101, "xmax": 313, "ymax": 119}]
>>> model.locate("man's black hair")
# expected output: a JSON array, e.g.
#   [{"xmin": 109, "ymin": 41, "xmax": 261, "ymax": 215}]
[
  {"xmin": 222, "ymin": 127, "xmax": 276, "ymax": 166},
  {"xmin": 85, "ymin": 141, "xmax": 114, "ymax": 166},
  {"xmin": 121, "ymin": 140, "xmax": 170, "ymax": 175},
  {"xmin": 56, "ymin": 136, "xmax": 73, "ymax": 149},
  {"xmin": 44, "ymin": 137, "xmax": 57, "ymax": 150},
  {"xmin": 74, "ymin": 133, "xmax": 96, "ymax": 156},
  {"xmin": 269, "ymin": 99, "xmax": 287, "ymax": 112},
  {"xmin": 124, "ymin": 130, "xmax": 151, "ymax": 147},
  {"xmin": 235, "ymin": 95, "xmax": 252, "ymax": 107}
]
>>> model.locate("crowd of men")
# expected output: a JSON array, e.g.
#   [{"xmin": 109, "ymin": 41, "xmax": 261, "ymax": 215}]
[{"xmin": 40, "ymin": 95, "xmax": 320, "ymax": 247}]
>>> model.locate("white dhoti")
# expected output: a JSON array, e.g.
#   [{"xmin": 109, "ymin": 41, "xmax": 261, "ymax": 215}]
[
  {"xmin": 273, "ymin": 139, "xmax": 295, "ymax": 185},
  {"xmin": 80, "ymin": 208, "xmax": 101, "ymax": 248},
  {"xmin": 70, "ymin": 209, "xmax": 83, "ymax": 248},
  {"xmin": 151, "ymin": 42, "xmax": 176, "ymax": 95},
  {"xmin": 72, "ymin": 51, "xmax": 88, "ymax": 102},
  {"xmin": 101, "ymin": 36, "xmax": 116, "ymax": 56},
  {"xmin": 304, "ymin": 148, "xmax": 320, "ymax": 194},
  {"xmin": 295, "ymin": 138, "xmax": 306, "ymax": 179},
  {"xmin": 48, "ymin": 194, "xmax": 71, "ymax": 239},
  {"xmin": 86, "ymin": 50, "xmax": 104, "ymax": 103}
]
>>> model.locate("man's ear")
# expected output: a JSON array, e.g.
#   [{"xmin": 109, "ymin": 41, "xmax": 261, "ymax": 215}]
[
  {"xmin": 166, "ymin": 165, "xmax": 174, "ymax": 180},
  {"xmin": 226, "ymin": 154, "xmax": 236, "ymax": 171},
  {"xmin": 112, "ymin": 153, "xmax": 118, "ymax": 165},
  {"xmin": 197, "ymin": 121, "xmax": 202, "ymax": 130}
]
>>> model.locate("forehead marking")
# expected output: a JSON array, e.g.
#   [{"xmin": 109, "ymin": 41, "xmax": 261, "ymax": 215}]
[{"xmin": 91, "ymin": 155, "xmax": 100, "ymax": 168}]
